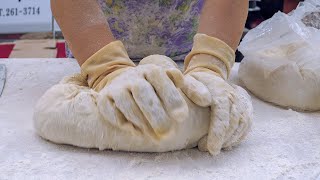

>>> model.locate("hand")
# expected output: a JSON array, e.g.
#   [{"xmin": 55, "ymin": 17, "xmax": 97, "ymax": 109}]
[
  {"xmin": 81, "ymin": 41, "xmax": 191, "ymax": 139},
  {"xmin": 139, "ymin": 55, "xmax": 212, "ymax": 107},
  {"xmin": 189, "ymin": 71, "xmax": 253, "ymax": 155},
  {"xmin": 97, "ymin": 61, "xmax": 189, "ymax": 140},
  {"xmin": 80, "ymin": 40, "xmax": 136, "ymax": 92},
  {"xmin": 139, "ymin": 54, "xmax": 253, "ymax": 155},
  {"xmin": 184, "ymin": 34, "xmax": 253, "ymax": 155}
]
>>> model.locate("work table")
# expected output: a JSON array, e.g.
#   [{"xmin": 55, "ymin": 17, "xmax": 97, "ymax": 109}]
[{"xmin": 0, "ymin": 58, "xmax": 319, "ymax": 179}]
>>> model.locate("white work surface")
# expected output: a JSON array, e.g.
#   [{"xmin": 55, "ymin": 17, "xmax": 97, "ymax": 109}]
[{"xmin": 0, "ymin": 58, "xmax": 320, "ymax": 180}]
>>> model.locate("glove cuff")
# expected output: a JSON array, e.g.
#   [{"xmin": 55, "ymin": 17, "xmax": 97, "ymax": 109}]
[
  {"xmin": 184, "ymin": 54, "xmax": 228, "ymax": 80},
  {"xmin": 184, "ymin": 33, "xmax": 235, "ymax": 79},
  {"xmin": 81, "ymin": 41, "xmax": 135, "ymax": 91}
]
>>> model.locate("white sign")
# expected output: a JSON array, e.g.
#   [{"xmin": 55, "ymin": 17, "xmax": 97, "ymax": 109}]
[{"xmin": 0, "ymin": 0, "xmax": 52, "ymax": 34}]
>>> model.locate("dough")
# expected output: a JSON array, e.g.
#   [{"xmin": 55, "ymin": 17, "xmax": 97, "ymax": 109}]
[
  {"xmin": 239, "ymin": 4, "xmax": 320, "ymax": 111},
  {"xmin": 239, "ymin": 42, "xmax": 320, "ymax": 111},
  {"xmin": 34, "ymin": 72, "xmax": 210, "ymax": 152},
  {"xmin": 34, "ymin": 55, "xmax": 252, "ymax": 154}
]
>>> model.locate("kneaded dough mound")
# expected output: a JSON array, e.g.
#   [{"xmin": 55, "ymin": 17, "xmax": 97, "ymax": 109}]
[
  {"xmin": 33, "ymin": 71, "xmax": 210, "ymax": 153},
  {"xmin": 239, "ymin": 43, "xmax": 320, "ymax": 111},
  {"xmin": 34, "ymin": 55, "xmax": 252, "ymax": 154}
]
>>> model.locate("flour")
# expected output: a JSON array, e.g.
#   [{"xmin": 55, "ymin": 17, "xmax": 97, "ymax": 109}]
[{"xmin": 0, "ymin": 59, "xmax": 320, "ymax": 179}]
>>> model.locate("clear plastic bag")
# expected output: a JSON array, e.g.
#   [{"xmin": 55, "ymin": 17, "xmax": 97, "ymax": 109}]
[
  {"xmin": 238, "ymin": 0, "xmax": 320, "ymax": 57},
  {"xmin": 238, "ymin": 0, "xmax": 320, "ymax": 111}
]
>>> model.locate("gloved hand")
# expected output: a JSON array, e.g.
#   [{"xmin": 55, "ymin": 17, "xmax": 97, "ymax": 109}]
[
  {"xmin": 139, "ymin": 55, "xmax": 212, "ymax": 107},
  {"xmin": 190, "ymin": 72, "xmax": 253, "ymax": 155},
  {"xmin": 82, "ymin": 41, "xmax": 190, "ymax": 139},
  {"xmin": 184, "ymin": 34, "xmax": 253, "ymax": 155},
  {"xmin": 97, "ymin": 63, "xmax": 190, "ymax": 139},
  {"xmin": 81, "ymin": 41, "xmax": 135, "ymax": 91}
]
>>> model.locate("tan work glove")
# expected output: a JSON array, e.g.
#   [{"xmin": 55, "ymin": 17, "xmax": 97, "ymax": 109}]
[
  {"xmin": 81, "ymin": 41, "xmax": 190, "ymax": 139},
  {"xmin": 81, "ymin": 40, "xmax": 136, "ymax": 91},
  {"xmin": 184, "ymin": 34, "xmax": 235, "ymax": 80},
  {"xmin": 184, "ymin": 34, "xmax": 253, "ymax": 155},
  {"xmin": 97, "ymin": 63, "xmax": 189, "ymax": 139},
  {"xmin": 139, "ymin": 55, "xmax": 212, "ymax": 107}
]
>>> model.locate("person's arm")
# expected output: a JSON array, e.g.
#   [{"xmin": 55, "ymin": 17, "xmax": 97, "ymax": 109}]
[
  {"xmin": 51, "ymin": 0, "xmax": 115, "ymax": 65},
  {"xmin": 198, "ymin": 0, "xmax": 248, "ymax": 50}
]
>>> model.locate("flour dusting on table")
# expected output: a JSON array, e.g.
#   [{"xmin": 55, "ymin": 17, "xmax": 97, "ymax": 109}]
[{"xmin": 0, "ymin": 59, "xmax": 319, "ymax": 179}]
